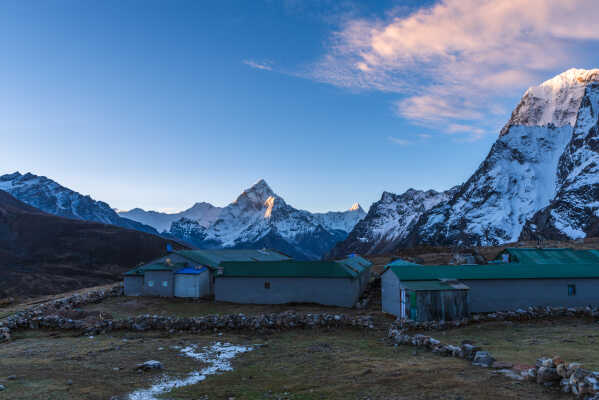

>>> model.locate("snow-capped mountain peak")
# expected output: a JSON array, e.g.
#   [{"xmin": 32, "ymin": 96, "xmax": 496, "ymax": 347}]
[
  {"xmin": 348, "ymin": 202, "xmax": 362, "ymax": 212},
  {"xmin": 336, "ymin": 68, "xmax": 599, "ymax": 252},
  {"xmin": 234, "ymin": 179, "xmax": 276, "ymax": 206},
  {"xmin": 168, "ymin": 180, "xmax": 365, "ymax": 259},
  {"xmin": 502, "ymin": 68, "xmax": 599, "ymax": 134}
]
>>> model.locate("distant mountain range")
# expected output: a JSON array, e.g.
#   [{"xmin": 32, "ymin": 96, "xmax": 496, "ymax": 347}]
[
  {"xmin": 157, "ymin": 180, "xmax": 365, "ymax": 260},
  {"xmin": 0, "ymin": 173, "xmax": 365, "ymax": 260},
  {"xmin": 119, "ymin": 202, "xmax": 221, "ymax": 233},
  {"xmin": 331, "ymin": 68, "xmax": 599, "ymax": 256},
  {"xmin": 6, "ymin": 69, "xmax": 599, "ymax": 260}
]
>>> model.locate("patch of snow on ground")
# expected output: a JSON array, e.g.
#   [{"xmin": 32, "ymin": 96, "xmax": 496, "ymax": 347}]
[{"xmin": 128, "ymin": 342, "xmax": 253, "ymax": 400}]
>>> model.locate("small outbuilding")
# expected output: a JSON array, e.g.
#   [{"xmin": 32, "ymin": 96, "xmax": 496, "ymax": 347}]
[
  {"xmin": 214, "ymin": 258, "xmax": 371, "ymax": 307},
  {"xmin": 142, "ymin": 263, "xmax": 184, "ymax": 297},
  {"xmin": 174, "ymin": 266, "xmax": 210, "ymax": 298}
]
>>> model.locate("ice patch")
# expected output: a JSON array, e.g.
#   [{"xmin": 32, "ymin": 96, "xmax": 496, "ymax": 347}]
[{"xmin": 128, "ymin": 342, "xmax": 252, "ymax": 400}]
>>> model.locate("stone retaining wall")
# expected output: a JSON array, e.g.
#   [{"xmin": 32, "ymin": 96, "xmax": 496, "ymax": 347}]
[{"xmin": 0, "ymin": 284, "xmax": 375, "ymax": 338}]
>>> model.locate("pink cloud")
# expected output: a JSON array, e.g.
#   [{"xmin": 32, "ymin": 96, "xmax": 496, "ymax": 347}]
[{"xmin": 311, "ymin": 0, "xmax": 599, "ymax": 137}]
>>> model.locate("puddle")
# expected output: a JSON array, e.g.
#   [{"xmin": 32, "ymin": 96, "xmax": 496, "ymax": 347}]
[{"xmin": 128, "ymin": 342, "xmax": 253, "ymax": 400}]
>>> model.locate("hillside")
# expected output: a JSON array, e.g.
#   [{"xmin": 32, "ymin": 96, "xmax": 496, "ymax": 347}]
[
  {"xmin": 0, "ymin": 190, "xmax": 185, "ymax": 298},
  {"xmin": 0, "ymin": 172, "xmax": 160, "ymax": 235}
]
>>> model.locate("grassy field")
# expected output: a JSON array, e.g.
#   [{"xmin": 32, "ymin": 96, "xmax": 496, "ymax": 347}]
[
  {"xmin": 0, "ymin": 329, "xmax": 568, "ymax": 400},
  {"xmin": 441, "ymin": 318, "xmax": 599, "ymax": 369}
]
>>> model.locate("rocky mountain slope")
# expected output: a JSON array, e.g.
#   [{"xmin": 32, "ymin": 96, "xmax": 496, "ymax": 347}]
[
  {"xmin": 333, "ymin": 68, "xmax": 599, "ymax": 254},
  {"xmin": 119, "ymin": 202, "xmax": 222, "ymax": 233},
  {"xmin": 0, "ymin": 172, "xmax": 159, "ymax": 235},
  {"xmin": 409, "ymin": 68, "xmax": 599, "ymax": 247},
  {"xmin": 0, "ymin": 190, "xmax": 184, "ymax": 298},
  {"xmin": 328, "ymin": 188, "xmax": 454, "ymax": 257},
  {"xmin": 168, "ymin": 180, "xmax": 365, "ymax": 259}
]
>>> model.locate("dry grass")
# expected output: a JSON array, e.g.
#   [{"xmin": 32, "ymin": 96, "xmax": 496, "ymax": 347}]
[
  {"xmin": 0, "ymin": 329, "xmax": 568, "ymax": 400},
  {"xmin": 163, "ymin": 329, "xmax": 566, "ymax": 400},
  {"xmin": 80, "ymin": 295, "xmax": 391, "ymax": 323},
  {"xmin": 440, "ymin": 318, "xmax": 599, "ymax": 370}
]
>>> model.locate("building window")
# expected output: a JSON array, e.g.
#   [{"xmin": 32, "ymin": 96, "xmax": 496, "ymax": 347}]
[
  {"xmin": 148, "ymin": 281, "xmax": 154, "ymax": 287},
  {"xmin": 264, "ymin": 281, "xmax": 271, "ymax": 289},
  {"xmin": 568, "ymin": 284, "xmax": 576, "ymax": 296}
]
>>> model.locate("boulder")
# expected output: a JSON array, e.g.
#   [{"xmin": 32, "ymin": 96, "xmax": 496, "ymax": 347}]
[
  {"xmin": 536, "ymin": 367, "xmax": 559, "ymax": 384},
  {"xmin": 136, "ymin": 360, "xmax": 162, "ymax": 371},
  {"xmin": 472, "ymin": 351, "xmax": 495, "ymax": 368}
]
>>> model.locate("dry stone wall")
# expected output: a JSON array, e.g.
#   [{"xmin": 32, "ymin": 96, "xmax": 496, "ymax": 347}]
[
  {"xmin": 0, "ymin": 284, "xmax": 375, "ymax": 339},
  {"xmin": 388, "ymin": 328, "xmax": 599, "ymax": 399}
]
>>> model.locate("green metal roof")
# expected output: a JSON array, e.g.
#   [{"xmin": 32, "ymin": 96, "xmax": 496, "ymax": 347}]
[
  {"xmin": 386, "ymin": 262, "xmax": 599, "ymax": 281},
  {"xmin": 175, "ymin": 249, "xmax": 291, "ymax": 269},
  {"xmin": 400, "ymin": 280, "xmax": 469, "ymax": 291},
  {"xmin": 219, "ymin": 260, "xmax": 358, "ymax": 279},
  {"xmin": 388, "ymin": 258, "xmax": 420, "ymax": 267},
  {"xmin": 335, "ymin": 255, "xmax": 372, "ymax": 274},
  {"xmin": 124, "ymin": 267, "xmax": 145, "ymax": 276},
  {"xmin": 500, "ymin": 248, "xmax": 599, "ymax": 264},
  {"xmin": 124, "ymin": 262, "xmax": 184, "ymax": 275}
]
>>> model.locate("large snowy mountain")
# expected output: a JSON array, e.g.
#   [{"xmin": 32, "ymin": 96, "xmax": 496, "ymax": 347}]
[
  {"xmin": 119, "ymin": 202, "xmax": 222, "ymax": 233},
  {"xmin": 168, "ymin": 179, "xmax": 366, "ymax": 259},
  {"xmin": 0, "ymin": 172, "xmax": 159, "ymax": 235},
  {"xmin": 328, "ymin": 188, "xmax": 455, "ymax": 257},
  {"xmin": 333, "ymin": 68, "xmax": 599, "ymax": 254}
]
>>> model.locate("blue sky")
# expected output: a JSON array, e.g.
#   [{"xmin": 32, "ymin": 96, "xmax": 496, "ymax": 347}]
[{"xmin": 2, "ymin": 0, "xmax": 599, "ymax": 213}]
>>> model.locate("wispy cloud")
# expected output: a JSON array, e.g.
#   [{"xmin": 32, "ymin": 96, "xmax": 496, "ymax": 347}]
[
  {"xmin": 417, "ymin": 133, "xmax": 432, "ymax": 140},
  {"xmin": 310, "ymin": 0, "xmax": 599, "ymax": 140},
  {"xmin": 388, "ymin": 136, "xmax": 412, "ymax": 146},
  {"xmin": 243, "ymin": 59, "xmax": 273, "ymax": 71}
]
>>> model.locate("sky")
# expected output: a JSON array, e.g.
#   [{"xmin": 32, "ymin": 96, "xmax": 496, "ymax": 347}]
[{"xmin": 2, "ymin": 0, "xmax": 599, "ymax": 213}]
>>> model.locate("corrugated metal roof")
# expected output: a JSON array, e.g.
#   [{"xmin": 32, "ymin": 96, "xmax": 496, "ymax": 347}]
[
  {"xmin": 139, "ymin": 262, "xmax": 186, "ymax": 272},
  {"xmin": 124, "ymin": 267, "xmax": 145, "ymax": 276},
  {"xmin": 501, "ymin": 248, "xmax": 599, "ymax": 264},
  {"xmin": 388, "ymin": 258, "xmax": 420, "ymax": 266},
  {"xmin": 175, "ymin": 266, "xmax": 208, "ymax": 275},
  {"xmin": 124, "ymin": 262, "xmax": 182, "ymax": 275},
  {"xmin": 400, "ymin": 280, "xmax": 470, "ymax": 291},
  {"xmin": 336, "ymin": 255, "xmax": 372, "ymax": 274},
  {"xmin": 175, "ymin": 249, "xmax": 291, "ymax": 269},
  {"xmin": 219, "ymin": 260, "xmax": 358, "ymax": 278},
  {"xmin": 386, "ymin": 262, "xmax": 599, "ymax": 281}
]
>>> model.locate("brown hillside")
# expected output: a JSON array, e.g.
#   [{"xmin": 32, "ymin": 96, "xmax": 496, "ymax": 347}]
[{"xmin": 0, "ymin": 190, "xmax": 186, "ymax": 299}]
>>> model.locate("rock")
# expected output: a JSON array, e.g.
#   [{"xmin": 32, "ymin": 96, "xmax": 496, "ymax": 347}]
[
  {"xmin": 556, "ymin": 363, "xmax": 569, "ymax": 378},
  {"xmin": 472, "ymin": 351, "xmax": 495, "ymax": 368},
  {"xmin": 136, "ymin": 360, "xmax": 162, "ymax": 371},
  {"xmin": 536, "ymin": 357, "xmax": 555, "ymax": 368},
  {"xmin": 6, "ymin": 375, "xmax": 16, "ymax": 381},
  {"xmin": 497, "ymin": 369, "xmax": 524, "ymax": 381},
  {"xmin": 491, "ymin": 361, "xmax": 513, "ymax": 369},
  {"xmin": 536, "ymin": 367, "xmax": 559, "ymax": 384}
]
